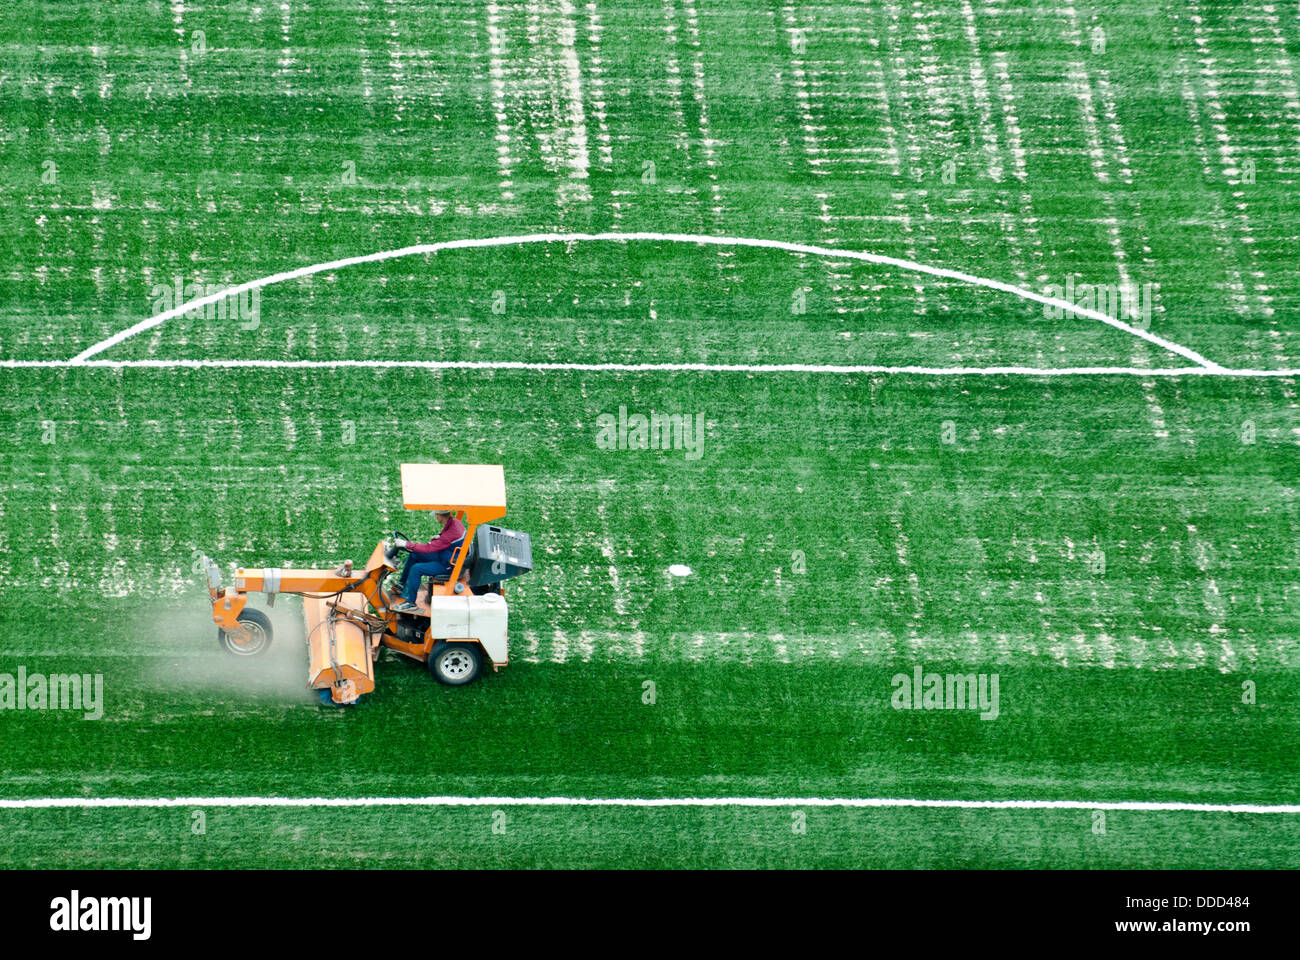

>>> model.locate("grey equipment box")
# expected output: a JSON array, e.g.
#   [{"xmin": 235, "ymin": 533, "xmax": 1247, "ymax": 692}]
[{"xmin": 467, "ymin": 524, "xmax": 534, "ymax": 586}]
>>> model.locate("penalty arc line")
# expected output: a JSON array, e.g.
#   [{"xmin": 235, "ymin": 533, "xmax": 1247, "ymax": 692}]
[
  {"xmin": 66, "ymin": 231, "xmax": 1226, "ymax": 369},
  {"xmin": 0, "ymin": 795, "xmax": 1296, "ymax": 813}
]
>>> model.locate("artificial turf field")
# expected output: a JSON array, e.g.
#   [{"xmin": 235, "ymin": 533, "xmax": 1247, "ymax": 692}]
[{"xmin": 1, "ymin": 0, "xmax": 1298, "ymax": 869}]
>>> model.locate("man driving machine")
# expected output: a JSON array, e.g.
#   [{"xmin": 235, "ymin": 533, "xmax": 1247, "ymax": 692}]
[{"xmin": 391, "ymin": 508, "xmax": 466, "ymax": 613}]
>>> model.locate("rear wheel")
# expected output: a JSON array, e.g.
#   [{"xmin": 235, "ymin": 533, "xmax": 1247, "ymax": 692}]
[
  {"xmin": 217, "ymin": 608, "xmax": 273, "ymax": 656},
  {"xmin": 428, "ymin": 642, "xmax": 482, "ymax": 686}
]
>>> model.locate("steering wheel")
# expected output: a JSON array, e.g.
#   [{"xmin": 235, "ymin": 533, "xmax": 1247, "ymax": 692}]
[{"xmin": 385, "ymin": 532, "xmax": 410, "ymax": 566}]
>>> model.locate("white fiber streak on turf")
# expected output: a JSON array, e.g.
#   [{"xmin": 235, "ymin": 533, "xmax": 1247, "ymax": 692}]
[
  {"xmin": 863, "ymin": 53, "xmax": 924, "ymax": 329},
  {"xmin": 1236, "ymin": 7, "xmax": 1300, "ymax": 429},
  {"xmin": 2, "ymin": 796, "xmax": 1297, "ymax": 813},
  {"xmin": 1184, "ymin": 6, "xmax": 1300, "ymax": 434},
  {"xmin": 14, "ymin": 359, "xmax": 1300, "ymax": 377},
  {"xmin": 1257, "ymin": 4, "xmax": 1300, "ymax": 160},
  {"xmin": 660, "ymin": 0, "xmax": 695, "ymax": 202},
  {"xmin": 65, "ymin": 235, "xmax": 1226, "ymax": 368},
  {"xmin": 681, "ymin": 0, "xmax": 723, "ymax": 222},
  {"xmin": 959, "ymin": 1, "xmax": 1002, "ymax": 182},
  {"xmin": 1095, "ymin": 71, "xmax": 1170, "ymax": 440},
  {"xmin": 1065, "ymin": 10, "xmax": 1170, "ymax": 451},
  {"xmin": 357, "ymin": 1, "xmax": 376, "ymax": 105},
  {"xmin": 1189, "ymin": 526, "xmax": 1232, "ymax": 671},
  {"xmin": 1066, "ymin": 17, "xmax": 1182, "ymax": 667},
  {"xmin": 782, "ymin": 5, "xmax": 814, "ymax": 166},
  {"xmin": 1175, "ymin": 53, "xmax": 1251, "ymax": 323},
  {"xmin": 990, "ymin": 51, "xmax": 1045, "ymax": 362},
  {"xmin": 485, "ymin": 1, "xmax": 516, "ymax": 200},
  {"xmin": 595, "ymin": 496, "xmax": 630, "ymax": 618},
  {"xmin": 889, "ymin": 497, "xmax": 924, "ymax": 647},
  {"xmin": 782, "ymin": 6, "xmax": 850, "ymax": 301},
  {"xmin": 279, "ymin": 2, "xmax": 295, "ymax": 90},
  {"xmin": 782, "ymin": 6, "xmax": 826, "ymax": 188},
  {"xmin": 583, "ymin": 3, "xmax": 613, "ymax": 173},
  {"xmin": 961, "ymin": 7, "xmax": 1043, "ymax": 367},
  {"xmin": 1186, "ymin": 6, "xmax": 1278, "ymax": 331},
  {"xmin": 884, "ymin": 2, "xmax": 929, "ymax": 318},
  {"xmin": 171, "ymin": 1, "xmax": 189, "ymax": 88},
  {"xmin": 382, "ymin": 1, "xmax": 406, "ymax": 120},
  {"xmin": 0, "ymin": 493, "xmax": 9, "ymax": 589},
  {"xmin": 555, "ymin": 0, "xmax": 592, "ymax": 206}
]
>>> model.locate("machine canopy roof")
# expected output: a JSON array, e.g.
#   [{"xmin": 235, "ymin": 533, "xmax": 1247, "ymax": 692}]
[{"xmin": 400, "ymin": 463, "xmax": 507, "ymax": 522}]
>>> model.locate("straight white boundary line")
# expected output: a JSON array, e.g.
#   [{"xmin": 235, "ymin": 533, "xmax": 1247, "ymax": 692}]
[
  {"xmin": 0, "ymin": 795, "xmax": 1295, "ymax": 813},
  {"xmin": 6, "ymin": 358, "xmax": 1300, "ymax": 377},
  {"xmin": 65, "ymin": 231, "xmax": 1227, "ymax": 369}
]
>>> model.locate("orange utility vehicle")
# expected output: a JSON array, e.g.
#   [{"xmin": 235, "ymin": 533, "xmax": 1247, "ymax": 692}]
[{"xmin": 201, "ymin": 464, "xmax": 532, "ymax": 704}]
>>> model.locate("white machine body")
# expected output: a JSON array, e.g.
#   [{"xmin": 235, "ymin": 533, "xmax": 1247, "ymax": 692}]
[{"xmin": 428, "ymin": 593, "xmax": 510, "ymax": 665}]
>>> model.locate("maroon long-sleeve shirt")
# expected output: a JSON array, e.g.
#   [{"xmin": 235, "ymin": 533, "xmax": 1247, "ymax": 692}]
[{"xmin": 406, "ymin": 514, "xmax": 466, "ymax": 553}]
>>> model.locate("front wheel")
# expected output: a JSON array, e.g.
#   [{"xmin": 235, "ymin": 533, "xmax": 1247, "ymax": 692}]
[
  {"xmin": 428, "ymin": 642, "xmax": 482, "ymax": 686},
  {"xmin": 217, "ymin": 608, "xmax": 273, "ymax": 656}
]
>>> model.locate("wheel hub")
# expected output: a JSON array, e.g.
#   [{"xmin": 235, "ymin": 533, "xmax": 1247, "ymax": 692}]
[
  {"xmin": 439, "ymin": 649, "xmax": 472, "ymax": 678},
  {"xmin": 227, "ymin": 622, "xmax": 268, "ymax": 655}
]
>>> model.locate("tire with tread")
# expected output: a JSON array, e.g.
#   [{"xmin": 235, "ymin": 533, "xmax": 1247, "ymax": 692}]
[
  {"xmin": 217, "ymin": 607, "xmax": 273, "ymax": 656},
  {"xmin": 428, "ymin": 641, "xmax": 482, "ymax": 686}
]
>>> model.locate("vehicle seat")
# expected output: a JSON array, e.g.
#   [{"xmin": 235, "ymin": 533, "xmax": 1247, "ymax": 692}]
[{"xmin": 430, "ymin": 536, "xmax": 467, "ymax": 582}]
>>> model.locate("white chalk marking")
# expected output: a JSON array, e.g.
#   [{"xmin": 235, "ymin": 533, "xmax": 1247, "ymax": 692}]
[
  {"xmin": 66, "ymin": 231, "xmax": 1226, "ymax": 367},
  {"xmin": 8, "ymin": 359, "xmax": 1298, "ymax": 377},
  {"xmin": 0, "ymin": 795, "xmax": 1294, "ymax": 813}
]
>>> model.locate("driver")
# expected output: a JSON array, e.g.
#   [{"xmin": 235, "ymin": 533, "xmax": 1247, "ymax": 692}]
[{"xmin": 391, "ymin": 509, "xmax": 466, "ymax": 612}]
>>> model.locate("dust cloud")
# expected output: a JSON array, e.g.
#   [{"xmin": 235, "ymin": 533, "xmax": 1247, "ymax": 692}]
[{"xmin": 135, "ymin": 598, "xmax": 317, "ymax": 704}]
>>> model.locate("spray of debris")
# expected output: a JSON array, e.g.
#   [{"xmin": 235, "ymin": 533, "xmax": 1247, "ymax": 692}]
[{"xmin": 135, "ymin": 598, "xmax": 316, "ymax": 704}]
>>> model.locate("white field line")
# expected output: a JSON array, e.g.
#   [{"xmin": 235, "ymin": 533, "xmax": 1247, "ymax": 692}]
[
  {"xmin": 0, "ymin": 795, "xmax": 1296, "ymax": 814},
  {"xmin": 10, "ymin": 360, "xmax": 1300, "ymax": 376},
  {"xmin": 66, "ymin": 231, "xmax": 1225, "ymax": 367}
]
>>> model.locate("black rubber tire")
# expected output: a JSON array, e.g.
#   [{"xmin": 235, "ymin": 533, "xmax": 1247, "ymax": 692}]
[
  {"xmin": 217, "ymin": 607, "xmax": 273, "ymax": 656},
  {"xmin": 428, "ymin": 641, "xmax": 483, "ymax": 686}
]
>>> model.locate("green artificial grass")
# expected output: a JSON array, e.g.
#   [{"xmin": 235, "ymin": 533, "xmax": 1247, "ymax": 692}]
[{"xmin": 1, "ymin": 0, "xmax": 1297, "ymax": 867}]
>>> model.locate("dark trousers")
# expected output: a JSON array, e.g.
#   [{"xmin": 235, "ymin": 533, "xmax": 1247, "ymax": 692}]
[{"xmin": 399, "ymin": 543, "xmax": 461, "ymax": 603}]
